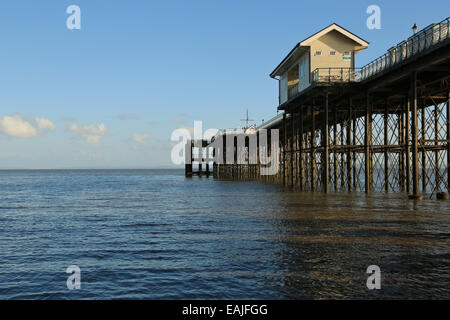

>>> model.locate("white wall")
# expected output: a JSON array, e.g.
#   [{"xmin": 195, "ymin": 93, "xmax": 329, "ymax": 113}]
[
  {"xmin": 298, "ymin": 52, "xmax": 310, "ymax": 92},
  {"xmin": 279, "ymin": 73, "xmax": 288, "ymax": 104}
]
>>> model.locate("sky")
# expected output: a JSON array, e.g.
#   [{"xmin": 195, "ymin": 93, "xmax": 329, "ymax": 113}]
[{"xmin": 0, "ymin": 0, "xmax": 448, "ymax": 169}]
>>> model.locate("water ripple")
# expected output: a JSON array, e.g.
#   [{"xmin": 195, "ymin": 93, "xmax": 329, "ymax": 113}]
[{"xmin": 0, "ymin": 169, "xmax": 449, "ymax": 299}]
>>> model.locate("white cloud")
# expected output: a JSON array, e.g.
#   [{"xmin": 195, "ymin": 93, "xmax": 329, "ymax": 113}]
[
  {"xmin": 171, "ymin": 114, "xmax": 191, "ymax": 124},
  {"xmin": 132, "ymin": 133, "xmax": 151, "ymax": 145},
  {"xmin": 36, "ymin": 118, "xmax": 56, "ymax": 130},
  {"xmin": 69, "ymin": 123, "xmax": 111, "ymax": 144},
  {"xmin": 171, "ymin": 117, "xmax": 184, "ymax": 124},
  {"xmin": 0, "ymin": 114, "xmax": 55, "ymax": 138}
]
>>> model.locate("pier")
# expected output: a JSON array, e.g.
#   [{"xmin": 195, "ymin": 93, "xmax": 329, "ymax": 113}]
[
  {"xmin": 186, "ymin": 17, "xmax": 450, "ymax": 199},
  {"xmin": 184, "ymin": 139, "xmax": 212, "ymax": 177}
]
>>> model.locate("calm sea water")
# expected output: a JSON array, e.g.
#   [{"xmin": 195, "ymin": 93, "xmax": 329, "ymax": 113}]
[{"xmin": 0, "ymin": 169, "xmax": 449, "ymax": 299}]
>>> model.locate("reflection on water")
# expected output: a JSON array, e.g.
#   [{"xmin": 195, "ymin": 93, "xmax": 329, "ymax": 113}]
[
  {"xmin": 273, "ymin": 192, "xmax": 449, "ymax": 299},
  {"xmin": 0, "ymin": 170, "xmax": 448, "ymax": 299}
]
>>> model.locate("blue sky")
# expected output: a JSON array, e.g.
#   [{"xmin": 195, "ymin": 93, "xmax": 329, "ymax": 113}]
[{"xmin": 0, "ymin": 0, "xmax": 448, "ymax": 168}]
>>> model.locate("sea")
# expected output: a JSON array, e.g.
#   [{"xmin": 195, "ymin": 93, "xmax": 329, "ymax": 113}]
[{"xmin": 0, "ymin": 169, "xmax": 449, "ymax": 299}]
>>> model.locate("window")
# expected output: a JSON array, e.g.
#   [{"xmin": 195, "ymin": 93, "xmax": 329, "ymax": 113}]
[
  {"xmin": 329, "ymin": 51, "xmax": 336, "ymax": 56},
  {"xmin": 314, "ymin": 50, "xmax": 322, "ymax": 56},
  {"xmin": 343, "ymin": 51, "xmax": 352, "ymax": 60}
]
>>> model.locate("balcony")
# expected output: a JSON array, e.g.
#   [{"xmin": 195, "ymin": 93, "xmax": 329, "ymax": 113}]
[
  {"xmin": 310, "ymin": 17, "xmax": 450, "ymax": 85},
  {"xmin": 312, "ymin": 68, "xmax": 361, "ymax": 84}
]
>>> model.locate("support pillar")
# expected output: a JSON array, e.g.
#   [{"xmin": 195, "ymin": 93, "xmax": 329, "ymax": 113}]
[
  {"xmin": 185, "ymin": 140, "xmax": 193, "ymax": 177},
  {"xmin": 323, "ymin": 93, "xmax": 330, "ymax": 193},
  {"xmin": 352, "ymin": 109, "xmax": 357, "ymax": 190},
  {"xmin": 411, "ymin": 72, "xmax": 421, "ymax": 199},
  {"xmin": 339, "ymin": 108, "xmax": 345, "ymax": 190},
  {"xmin": 347, "ymin": 98, "xmax": 352, "ymax": 192},
  {"xmin": 421, "ymin": 102, "xmax": 427, "ymax": 192},
  {"xmin": 299, "ymin": 108, "xmax": 304, "ymax": 191},
  {"xmin": 435, "ymin": 103, "xmax": 440, "ymax": 191},
  {"xmin": 223, "ymin": 133, "xmax": 227, "ymax": 179},
  {"xmin": 283, "ymin": 113, "xmax": 287, "ymax": 186},
  {"xmin": 384, "ymin": 100, "xmax": 389, "ymax": 192},
  {"xmin": 233, "ymin": 136, "xmax": 238, "ymax": 179},
  {"xmin": 399, "ymin": 107, "xmax": 405, "ymax": 192},
  {"xmin": 333, "ymin": 105, "xmax": 338, "ymax": 191},
  {"xmin": 406, "ymin": 97, "xmax": 411, "ymax": 193},
  {"xmin": 447, "ymin": 91, "xmax": 450, "ymax": 192},
  {"xmin": 365, "ymin": 93, "xmax": 372, "ymax": 193},
  {"xmin": 290, "ymin": 110, "xmax": 295, "ymax": 187},
  {"xmin": 311, "ymin": 104, "xmax": 316, "ymax": 192}
]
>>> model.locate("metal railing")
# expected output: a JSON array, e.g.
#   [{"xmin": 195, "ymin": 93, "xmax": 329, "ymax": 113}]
[
  {"xmin": 360, "ymin": 17, "xmax": 450, "ymax": 81},
  {"xmin": 312, "ymin": 68, "xmax": 362, "ymax": 83},
  {"xmin": 284, "ymin": 17, "xmax": 450, "ymax": 100}
]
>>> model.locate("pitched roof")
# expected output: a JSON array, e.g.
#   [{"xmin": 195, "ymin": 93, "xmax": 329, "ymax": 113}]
[
  {"xmin": 300, "ymin": 23, "xmax": 369, "ymax": 47},
  {"xmin": 270, "ymin": 23, "xmax": 370, "ymax": 78}
]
